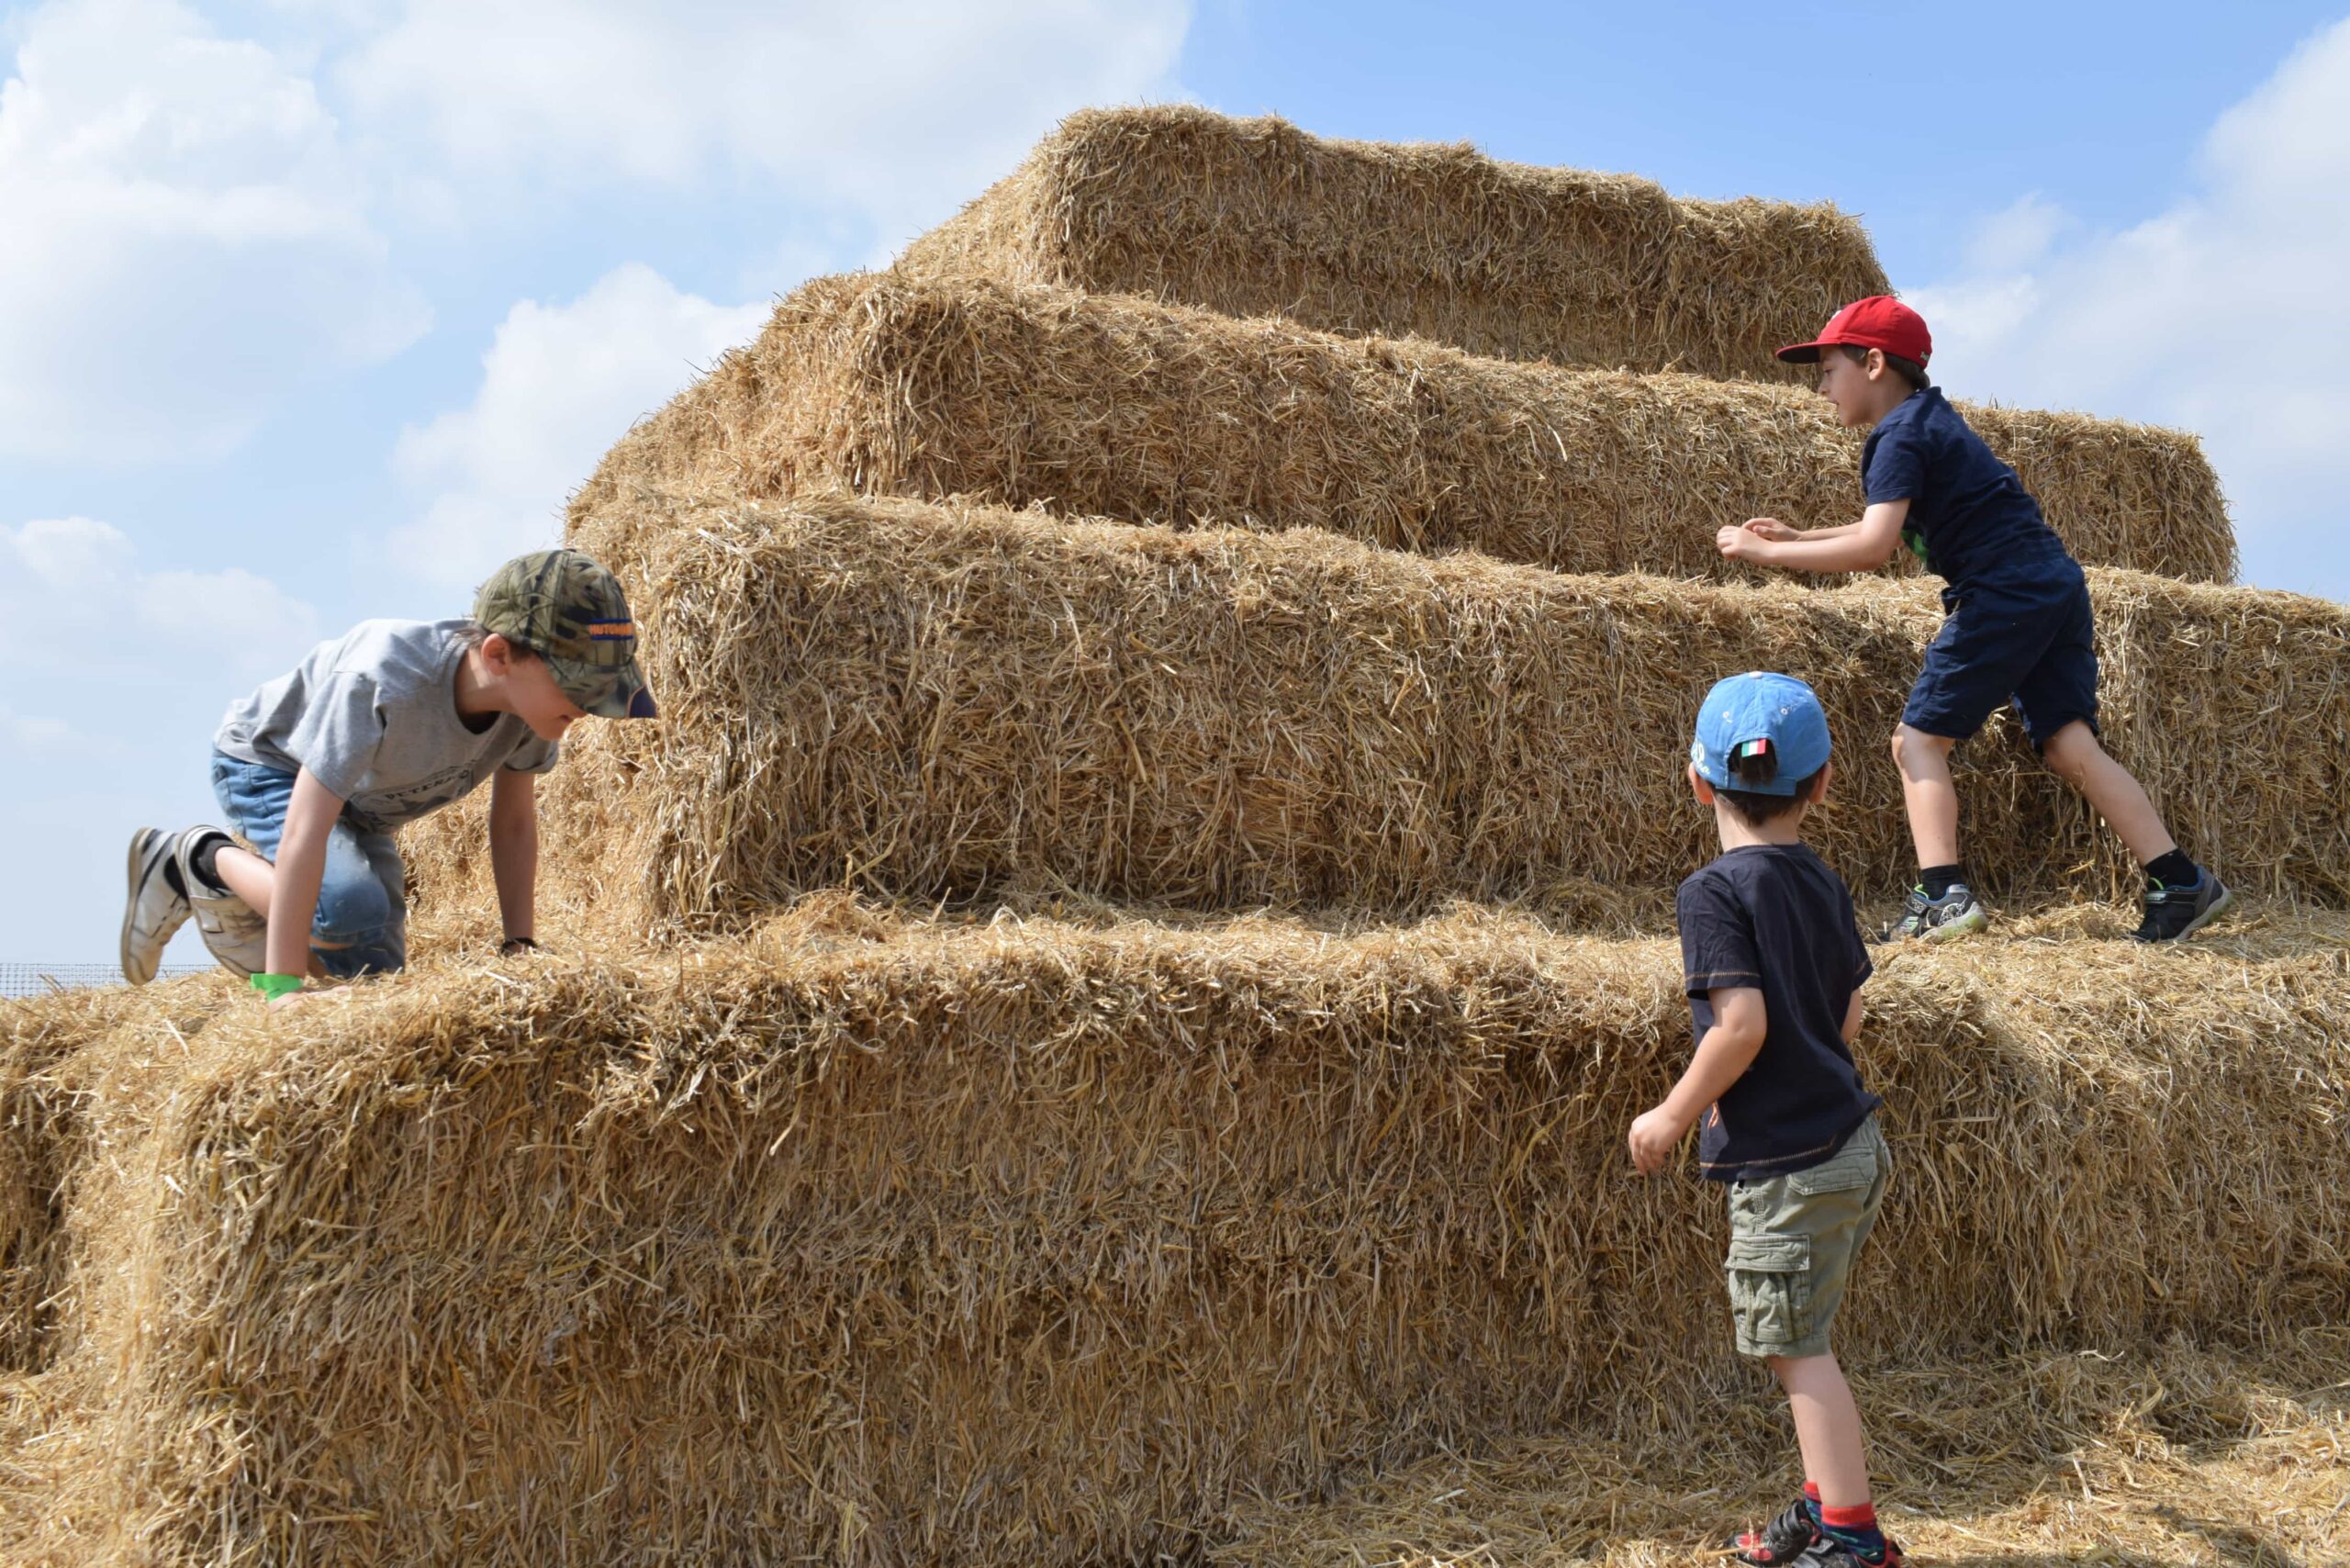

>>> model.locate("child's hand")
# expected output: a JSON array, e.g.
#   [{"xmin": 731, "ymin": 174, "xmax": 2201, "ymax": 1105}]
[
  {"xmin": 1717, "ymin": 523, "xmax": 1769, "ymax": 562},
  {"xmin": 267, "ymin": 989, "xmax": 313, "ymax": 1013},
  {"xmin": 1742, "ymin": 517, "xmax": 1801, "ymax": 542},
  {"xmin": 1627, "ymin": 1105, "xmax": 1687, "ymax": 1175}
]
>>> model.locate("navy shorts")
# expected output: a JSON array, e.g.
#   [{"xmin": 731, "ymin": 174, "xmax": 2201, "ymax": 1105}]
[{"xmin": 1902, "ymin": 569, "xmax": 2099, "ymax": 749}]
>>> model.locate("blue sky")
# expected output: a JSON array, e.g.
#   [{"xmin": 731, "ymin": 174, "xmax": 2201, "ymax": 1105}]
[{"xmin": 6, "ymin": 1, "xmax": 2347, "ymax": 969}]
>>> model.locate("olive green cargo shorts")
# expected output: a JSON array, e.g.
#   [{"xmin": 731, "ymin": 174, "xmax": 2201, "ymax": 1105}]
[{"xmin": 1723, "ymin": 1114, "xmax": 1890, "ymax": 1361}]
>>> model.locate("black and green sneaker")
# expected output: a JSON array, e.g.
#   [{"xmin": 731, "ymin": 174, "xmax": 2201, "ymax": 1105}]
[
  {"xmin": 2132, "ymin": 866, "xmax": 2235, "ymax": 943},
  {"xmin": 1881, "ymin": 880, "xmax": 1989, "ymax": 944}
]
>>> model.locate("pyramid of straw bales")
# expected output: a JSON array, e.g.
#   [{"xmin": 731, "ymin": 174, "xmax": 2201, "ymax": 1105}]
[{"xmin": 6, "ymin": 106, "xmax": 2350, "ymax": 1567}]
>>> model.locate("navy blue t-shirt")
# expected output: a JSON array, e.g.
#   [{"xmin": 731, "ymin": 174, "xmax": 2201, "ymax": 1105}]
[
  {"xmin": 1863, "ymin": 387, "xmax": 2073, "ymax": 597},
  {"xmin": 1676, "ymin": 844, "xmax": 1880, "ymax": 1182}
]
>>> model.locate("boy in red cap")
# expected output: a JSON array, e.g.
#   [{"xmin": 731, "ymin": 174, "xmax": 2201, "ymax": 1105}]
[{"xmin": 1718, "ymin": 297, "xmax": 2231, "ymax": 943}]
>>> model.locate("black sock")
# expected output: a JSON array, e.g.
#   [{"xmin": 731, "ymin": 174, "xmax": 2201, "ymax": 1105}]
[
  {"xmin": 1919, "ymin": 863, "xmax": 1963, "ymax": 900},
  {"xmin": 172, "ymin": 831, "xmax": 229, "ymax": 895},
  {"xmin": 2144, "ymin": 848, "xmax": 2197, "ymax": 889}
]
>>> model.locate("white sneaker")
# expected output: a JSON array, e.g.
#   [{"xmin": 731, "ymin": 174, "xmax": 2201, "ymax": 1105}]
[
  {"xmin": 176, "ymin": 828, "xmax": 268, "ymax": 979},
  {"xmin": 120, "ymin": 827, "xmax": 192, "ymax": 985}
]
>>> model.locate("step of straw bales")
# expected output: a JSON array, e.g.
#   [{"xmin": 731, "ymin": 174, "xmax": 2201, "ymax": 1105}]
[
  {"xmin": 896, "ymin": 106, "xmax": 1890, "ymax": 384},
  {"xmin": 573, "ymin": 272, "xmax": 2236, "ymax": 590},
  {"xmin": 490, "ymin": 490, "xmax": 2343, "ymax": 929},
  {"xmin": 3, "ymin": 908, "xmax": 2344, "ymax": 1562},
  {"xmin": 1210, "ymin": 1331, "xmax": 2350, "ymax": 1565}
]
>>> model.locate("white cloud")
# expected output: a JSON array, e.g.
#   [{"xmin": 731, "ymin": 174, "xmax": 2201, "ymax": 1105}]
[
  {"xmin": 1908, "ymin": 17, "xmax": 2350, "ymax": 602},
  {"xmin": 0, "ymin": 705, "xmax": 89, "ymax": 759},
  {"xmin": 339, "ymin": 0, "xmax": 1191, "ymax": 244},
  {"xmin": 386, "ymin": 263, "xmax": 766, "ymax": 589},
  {"xmin": 0, "ymin": 515, "xmax": 320, "ymax": 680},
  {"xmin": 0, "ymin": 0, "xmax": 428, "ymax": 461},
  {"xmin": 1960, "ymin": 193, "xmax": 2076, "ymax": 275}
]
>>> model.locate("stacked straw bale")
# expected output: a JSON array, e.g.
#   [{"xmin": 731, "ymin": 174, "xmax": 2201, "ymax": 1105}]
[
  {"xmin": 485, "ymin": 489, "xmax": 2344, "ymax": 932},
  {"xmin": 897, "ymin": 106, "xmax": 1889, "ymax": 382},
  {"xmin": 2, "ymin": 908, "xmax": 2344, "ymax": 1564},
  {"xmin": 574, "ymin": 273, "xmax": 2235, "ymax": 588},
  {"xmin": 1212, "ymin": 1332, "xmax": 2350, "ymax": 1564}
]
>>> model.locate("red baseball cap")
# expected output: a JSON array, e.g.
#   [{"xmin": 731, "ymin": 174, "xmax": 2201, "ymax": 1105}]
[{"xmin": 1776, "ymin": 295, "xmax": 1932, "ymax": 366}]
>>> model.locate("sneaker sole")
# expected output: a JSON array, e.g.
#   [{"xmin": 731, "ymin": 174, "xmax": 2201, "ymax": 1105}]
[
  {"xmin": 1919, "ymin": 906, "xmax": 1990, "ymax": 944},
  {"xmin": 119, "ymin": 829, "xmax": 173, "ymax": 986}
]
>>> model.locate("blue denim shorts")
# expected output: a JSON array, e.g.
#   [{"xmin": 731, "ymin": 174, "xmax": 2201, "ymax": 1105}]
[{"xmin": 210, "ymin": 751, "xmax": 408, "ymax": 978}]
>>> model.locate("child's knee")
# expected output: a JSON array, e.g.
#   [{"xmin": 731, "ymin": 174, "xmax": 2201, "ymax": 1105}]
[
  {"xmin": 1888, "ymin": 725, "xmax": 1953, "ymax": 778},
  {"xmin": 313, "ymin": 869, "xmax": 396, "ymax": 945},
  {"xmin": 2039, "ymin": 720, "xmax": 2098, "ymax": 778}
]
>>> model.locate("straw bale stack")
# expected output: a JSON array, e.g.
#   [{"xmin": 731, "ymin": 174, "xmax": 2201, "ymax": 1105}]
[
  {"xmin": 897, "ymin": 106, "xmax": 1887, "ymax": 382},
  {"xmin": 478, "ymin": 489, "xmax": 2343, "ymax": 934},
  {"xmin": 573, "ymin": 273, "xmax": 2235, "ymax": 588},
  {"xmin": 2, "ymin": 907, "xmax": 2344, "ymax": 1564}
]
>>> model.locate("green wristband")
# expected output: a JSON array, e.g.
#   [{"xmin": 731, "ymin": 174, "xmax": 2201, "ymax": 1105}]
[{"xmin": 249, "ymin": 972, "xmax": 304, "ymax": 1002}]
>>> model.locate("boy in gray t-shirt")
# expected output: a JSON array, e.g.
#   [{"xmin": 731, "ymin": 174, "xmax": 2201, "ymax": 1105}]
[{"xmin": 119, "ymin": 549, "xmax": 656, "ymax": 1006}]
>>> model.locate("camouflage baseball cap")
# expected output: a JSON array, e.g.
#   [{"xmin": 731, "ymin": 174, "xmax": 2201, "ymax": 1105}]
[{"xmin": 473, "ymin": 549, "xmax": 657, "ymax": 720}]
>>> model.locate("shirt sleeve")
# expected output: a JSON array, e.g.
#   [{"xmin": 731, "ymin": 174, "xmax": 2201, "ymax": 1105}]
[
  {"xmin": 1863, "ymin": 418, "xmax": 1927, "ymax": 505},
  {"xmin": 1677, "ymin": 873, "xmax": 1762, "ymax": 999},
  {"xmin": 504, "ymin": 734, "xmax": 562, "ymax": 775},
  {"xmin": 280, "ymin": 673, "xmax": 383, "ymax": 801}
]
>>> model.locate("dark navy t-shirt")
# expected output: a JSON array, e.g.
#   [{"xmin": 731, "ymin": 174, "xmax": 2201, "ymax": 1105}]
[
  {"xmin": 1676, "ymin": 844, "xmax": 1880, "ymax": 1182},
  {"xmin": 1863, "ymin": 387, "xmax": 2073, "ymax": 598}
]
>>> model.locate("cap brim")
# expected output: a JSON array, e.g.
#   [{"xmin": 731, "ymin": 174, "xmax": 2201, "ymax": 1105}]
[
  {"xmin": 547, "ymin": 654, "xmax": 657, "ymax": 720},
  {"xmin": 1774, "ymin": 337, "xmax": 1830, "ymax": 364}
]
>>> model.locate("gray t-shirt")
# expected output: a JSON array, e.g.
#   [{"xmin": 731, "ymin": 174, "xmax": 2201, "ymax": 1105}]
[{"xmin": 214, "ymin": 619, "xmax": 559, "ymax": 834}]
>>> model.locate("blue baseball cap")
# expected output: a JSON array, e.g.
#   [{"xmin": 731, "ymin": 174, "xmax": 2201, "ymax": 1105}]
[{"xmin": 1690, "ymin": 672, "xmax": 1832, "ymax": 796}]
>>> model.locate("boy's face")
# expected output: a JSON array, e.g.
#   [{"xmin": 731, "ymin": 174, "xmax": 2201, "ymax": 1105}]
[
  {"xmin": 501, "ymin": 648, "xmax": 588, "ymax": 741},
  {"xmin": 1812, "ymin": 347, "xmax": 1888, "ymax": 428}
]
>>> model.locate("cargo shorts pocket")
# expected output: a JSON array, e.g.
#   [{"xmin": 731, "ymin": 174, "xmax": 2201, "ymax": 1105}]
[{"xmin": 1726, "ymin": 1234, "xmax": 1813, "ymax": 1347}]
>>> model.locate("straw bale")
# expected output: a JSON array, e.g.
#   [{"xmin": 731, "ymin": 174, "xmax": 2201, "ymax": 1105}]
[
  {"xmin": 1212, "ymin": 1332, "xmax": 2350, "ymax": 1565},
  {"xmin": 571, "ymin": 272, "xmax": 2236, "ymax": 588},
  {"xmin": 1, "ymin": 907, "xmax": 2344, "ymax": 1563},
  {"xmin": 0, "ymin": 977, "xmax": 236, "ymax": 1372},
  {"xmin": 465, "ymin": 489, "xmax": 2342, "ymax": 934},
  {"xmin": 896, "ymin": 106, "xmax": 1888, "ymax": 383}
]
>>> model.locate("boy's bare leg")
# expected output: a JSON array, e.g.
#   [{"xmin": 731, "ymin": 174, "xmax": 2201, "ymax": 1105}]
[
  {"xmin": 210, "ymin": 846, "xmax": 350, "ymax": 970},
  {"xmin": 213, "ymin": 846, "xmax": 275, "ymax": 917},
  {"xmin": 1889, "ymin": 725, "xmax": 1961, "ymax": 869},
  {"xmin": 1770, "ymin": 1351, "xmax": 1873, "ymax": 1507},
  {"xmin": 2039, "ymin": 721, "xmax": 2177, "ymax": 866}
]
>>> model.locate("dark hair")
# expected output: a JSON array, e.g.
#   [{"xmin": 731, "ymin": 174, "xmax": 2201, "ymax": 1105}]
[
  {"xmin": 1836, "ymin": 342, "xmax": 1930, "ymax": 391},
  {"xmin": 1714, "ymin": 741, "xmax": 1826, "ymax": 826}
]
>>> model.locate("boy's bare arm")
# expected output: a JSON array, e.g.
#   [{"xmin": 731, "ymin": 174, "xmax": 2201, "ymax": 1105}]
[
  {"xmin": 1718, "ymin": 498, "xmax": 1910, "ymax": 575},
  {"xmin": 1744, "ymin": 517, "xmax": 1861, "ymax": 542},
  {"xmin": 267, "ymin": 767, "xmax": 346, "ymax": 980},
  {"xmin": 489, "ymin": 767, "xmax": 539, "ymax": 946},
  {"xmin": 1841, "ymin": 990, "xmax": 1864, "ymax": 1045},
  {"xmin": 1628, "ymin": 985, "xmax": 1767, "ymax": 1174}
]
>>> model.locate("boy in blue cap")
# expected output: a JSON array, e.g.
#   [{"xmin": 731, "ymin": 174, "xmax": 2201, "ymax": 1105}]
[
  {"xmin": 1719, "ymin": 295, "xmax": 2230, "ymax": 944},
  {"xmin": 1629, "ymin": 672, "xmax": 1902, "ymax": 1568}
]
